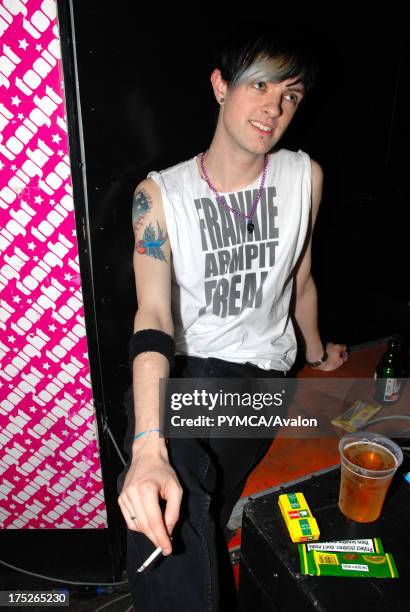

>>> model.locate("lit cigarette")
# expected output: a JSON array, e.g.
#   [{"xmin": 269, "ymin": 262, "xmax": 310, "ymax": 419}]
[
  {"xmin": 137, "ymin": 545, "xmax": 163, "ymax": 573},
  {"xmin": 137, "ymin": 536, "xmax": 173, "ymax": 573}
]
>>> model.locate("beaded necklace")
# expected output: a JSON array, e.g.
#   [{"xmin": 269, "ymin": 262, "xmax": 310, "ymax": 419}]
[{"xmin": 199, "ymin": 151, "xmax": 269, "ymax": 234}]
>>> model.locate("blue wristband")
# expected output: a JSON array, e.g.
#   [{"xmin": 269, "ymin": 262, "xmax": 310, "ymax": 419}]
[{"xmin": 133, "ymin": 428, "xmax": 162, "ymax": 441}]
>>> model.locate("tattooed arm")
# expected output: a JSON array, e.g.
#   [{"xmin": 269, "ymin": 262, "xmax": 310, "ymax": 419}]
[
  {"xmin": 132, "ymin": 189, "xmax": 167, "ymax": 261},
  {"xmin": 131, "ymin": 179, "xmax": 173, "ymax": 320},
  {"xmin": 118, "ymin": 178, "xmax": 182, "ymax": 557}
]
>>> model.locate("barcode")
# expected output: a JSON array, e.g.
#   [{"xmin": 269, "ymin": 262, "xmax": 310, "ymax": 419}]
[{"xmin": 316, "ymin": 553, "xmax": 339, "ymax": 565}]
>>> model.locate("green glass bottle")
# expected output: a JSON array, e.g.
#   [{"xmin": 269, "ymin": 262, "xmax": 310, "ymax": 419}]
[{"xmin": 374, "ymin": 336, "xmax": 403, "ymax": 404}]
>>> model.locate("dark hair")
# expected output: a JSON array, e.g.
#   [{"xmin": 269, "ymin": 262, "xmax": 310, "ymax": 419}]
[{"xmin": 215, "ymin": 23, "xmax": 319, "ymax": 93}]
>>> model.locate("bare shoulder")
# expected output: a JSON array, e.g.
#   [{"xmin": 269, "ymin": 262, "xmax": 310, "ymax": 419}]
[
  {"xmin": 132, "ymin": 177, "xmax": 167, "ymax": 237},
  {"xmin": 310, "ymin": 159, "xmax": 324, "ymax": 186},
  {"xmin": 310, "ymin": 159, "xmax": 324, "ymax": 217},
  {"xmin": 134, "ymin": 177, "xmax": 162, "ymax": 200}
]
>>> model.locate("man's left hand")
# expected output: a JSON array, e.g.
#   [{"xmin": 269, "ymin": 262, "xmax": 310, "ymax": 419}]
[{"xmin": 316, "ymin": 342, "xmax": 349, "ymax": 372}]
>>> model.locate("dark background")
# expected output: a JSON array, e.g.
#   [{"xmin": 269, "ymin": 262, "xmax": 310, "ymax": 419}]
[
  {"xmin": 67, "ymin": 3, "xmax": 409, "ymax": 422},
  {"xmin": 3, "ymin": 4, "xmax": 407, "ymax": 595}
]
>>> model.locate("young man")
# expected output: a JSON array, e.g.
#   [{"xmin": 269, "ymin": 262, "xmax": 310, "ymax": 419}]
[{"xmin": 118, "ymin": 26, "xmax": 348, "ymax": 611}]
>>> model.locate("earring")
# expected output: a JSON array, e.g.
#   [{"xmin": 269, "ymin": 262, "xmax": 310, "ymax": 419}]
[{"xmin": 220, "ymin": 97, "xmax": 225, "ymax": 104}]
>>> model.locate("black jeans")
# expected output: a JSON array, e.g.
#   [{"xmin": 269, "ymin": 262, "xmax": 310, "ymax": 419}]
[{"xmin": 117, "ymin": 355, "xmax": 286, "ymax": 612}]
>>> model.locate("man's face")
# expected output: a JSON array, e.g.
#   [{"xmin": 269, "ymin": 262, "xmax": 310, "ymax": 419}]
[{"xmin": 217, "ymin": 73, "xmax": 305, "ymax": 155}]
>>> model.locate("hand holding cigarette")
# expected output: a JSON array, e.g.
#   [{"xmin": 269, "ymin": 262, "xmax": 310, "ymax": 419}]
[
  {"xmin": 137, "ymin": 536, "xmax": 174, "ymax": 573},
  {"xmin": 117, "ymin": 443, "xmax": 183, "ymax": 560}
]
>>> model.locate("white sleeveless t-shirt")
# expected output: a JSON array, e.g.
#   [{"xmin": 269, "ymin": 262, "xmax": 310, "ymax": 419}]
[{"xmin": 147, "ymin": 148, "xmax": 312, "ymax": 371}]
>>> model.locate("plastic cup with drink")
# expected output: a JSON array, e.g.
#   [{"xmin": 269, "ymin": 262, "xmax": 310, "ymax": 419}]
[{"xmin": 338, "ymin": 432, "xmax": 403, "ymax": 522}]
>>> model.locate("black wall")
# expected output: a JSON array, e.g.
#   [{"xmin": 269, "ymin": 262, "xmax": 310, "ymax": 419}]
[{"xmin": 67, "ymin": 4, "xmax": 409, "ymax": 426}]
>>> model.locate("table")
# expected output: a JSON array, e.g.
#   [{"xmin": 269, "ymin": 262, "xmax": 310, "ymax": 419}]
[{"xmin": 238, "ymin": 456, "xmax": 410, "ymax": 611}]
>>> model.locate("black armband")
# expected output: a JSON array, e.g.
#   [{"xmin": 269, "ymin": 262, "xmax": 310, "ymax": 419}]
[{"xmin": 129, "ymin": 329, "xmax": 175, "ymax": 371}]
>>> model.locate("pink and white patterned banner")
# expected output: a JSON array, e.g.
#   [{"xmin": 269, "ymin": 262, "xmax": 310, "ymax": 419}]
[{"xmin": 0, "ymin": 0, "xmax": 107, "ymax": 529}]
